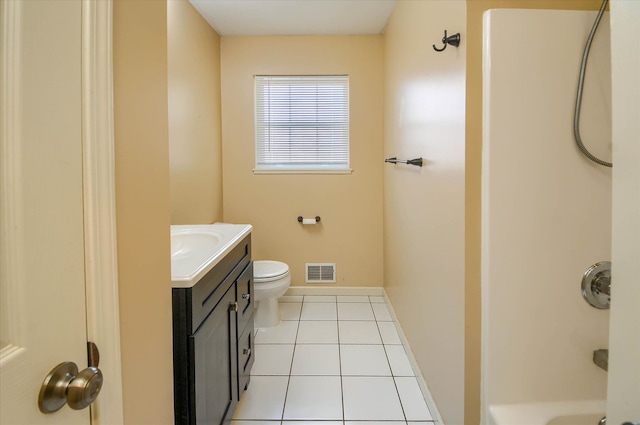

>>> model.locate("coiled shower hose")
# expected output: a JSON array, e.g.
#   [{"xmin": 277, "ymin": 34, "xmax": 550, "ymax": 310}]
[{"xmin": 574, "ymin": 0, "xmax": 612, "ymax": 167}]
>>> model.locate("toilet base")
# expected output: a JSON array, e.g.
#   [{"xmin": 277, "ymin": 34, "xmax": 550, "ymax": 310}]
[{"xmin": 254, "ymin": 297, "xmax": 281, "ymax": 328}]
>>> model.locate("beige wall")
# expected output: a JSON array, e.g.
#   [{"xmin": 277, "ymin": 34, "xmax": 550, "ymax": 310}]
[
  {"xmin": 465, "ymin": 1, "xmax": 603, "ymax": 424},
  {"xmin": 168, "ymin": 0, "xmax": 223, "ymax": 224},
  {"xmin": 383, "ymin": 1, "xmax": 466, "ymax": 424},
  {"xmin": 113, "ymin": 1, "xmax": 173, "ymax": 423},
  {"xmin": 221, "ymin": 36, "xmax": 384, "ymax": 287}
]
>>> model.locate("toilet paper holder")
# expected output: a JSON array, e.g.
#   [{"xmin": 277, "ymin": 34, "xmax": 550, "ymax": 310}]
[{"xmin": 297, "ymin": 216, "xmax": 321, "ymax": 224}]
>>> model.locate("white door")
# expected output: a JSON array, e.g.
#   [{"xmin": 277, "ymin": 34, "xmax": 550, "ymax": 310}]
[
  {"xmin": 0, "ymin": 0, "xmax": 91, "ymax": 423},
  {"xmin": 608, "ymin": 1, "xmax": 640, "ymax": 424}
]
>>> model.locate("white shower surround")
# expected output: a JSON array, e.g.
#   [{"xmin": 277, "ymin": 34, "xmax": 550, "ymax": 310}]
[{"xmin": 481, "ymin": 8, "xmax": 611, "ymax": 422}]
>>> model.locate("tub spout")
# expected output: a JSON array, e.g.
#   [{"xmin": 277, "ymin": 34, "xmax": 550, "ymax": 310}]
[
  {"xmin": 593, "ymin": 349, "xmax": 608, "ymax": 371},
  {"xmin": 599, "ymin": 416, "xmax": 606, "ymax": 425}
]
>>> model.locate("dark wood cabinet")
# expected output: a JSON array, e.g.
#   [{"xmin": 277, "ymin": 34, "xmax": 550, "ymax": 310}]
[{"xmin": 173, "ymin": 234, "xmax": 254, "ymax": 425}]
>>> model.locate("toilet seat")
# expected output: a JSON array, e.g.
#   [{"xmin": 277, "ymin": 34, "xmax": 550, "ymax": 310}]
[{"xmin": 254, "ymin": 260, "xmax": 289, "ymax": 283}]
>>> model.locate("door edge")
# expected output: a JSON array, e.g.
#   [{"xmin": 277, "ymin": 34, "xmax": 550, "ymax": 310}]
[{"xmin": 81, "ymin": 1, "xmax": 124, "ymax": 423}]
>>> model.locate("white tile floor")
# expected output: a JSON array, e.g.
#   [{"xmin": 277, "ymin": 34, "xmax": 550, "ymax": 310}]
[{"xmin": 232, "ymin": 295, "xmax": 434, "ymax": 425}]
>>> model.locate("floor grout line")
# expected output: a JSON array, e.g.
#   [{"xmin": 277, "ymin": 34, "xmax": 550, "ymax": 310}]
[{"xmin": 243, "ymin": 298, "xmax": 433, "ymax": 423}]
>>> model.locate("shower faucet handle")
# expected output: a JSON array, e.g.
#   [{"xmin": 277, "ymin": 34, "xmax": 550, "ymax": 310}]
[{"xmin": 581, "ymin": 261, "xmax": 611, "ymax": 309}]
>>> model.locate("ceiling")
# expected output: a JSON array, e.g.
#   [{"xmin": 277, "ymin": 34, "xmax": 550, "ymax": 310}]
[{"xmin": 188, "ymin": 0, "xmax": 397, "ymax": 36}]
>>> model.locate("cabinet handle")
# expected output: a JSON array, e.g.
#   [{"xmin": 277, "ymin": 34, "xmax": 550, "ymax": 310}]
[
  {"xmin": 243, "ymin": 348, "xmax": 251, "ymax": 356},
  {"xmin": 242, "ymin": 293, "xmax": 250, "ymax": 300},
  {"xmin": 229, "ymin": 302, "xmax": 238, "ymax": 312}
]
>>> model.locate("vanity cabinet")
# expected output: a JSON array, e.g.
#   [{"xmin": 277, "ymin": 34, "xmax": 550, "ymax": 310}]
[{"xmin": 172, "ymin": 234, "xmax": 254, "ymax": 425}]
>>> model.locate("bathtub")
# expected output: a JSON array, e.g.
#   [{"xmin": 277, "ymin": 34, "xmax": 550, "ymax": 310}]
[{"xmin": 488, "ymin": 400, "xmax": 606, "ymax": 425}]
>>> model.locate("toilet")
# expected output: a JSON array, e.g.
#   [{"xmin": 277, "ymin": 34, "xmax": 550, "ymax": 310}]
[{"xmin": 253, "ymin": 260, "xmax": 291, "ymax": 328}]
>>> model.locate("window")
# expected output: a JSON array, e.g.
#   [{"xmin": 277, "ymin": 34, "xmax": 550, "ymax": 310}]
[{"xmin": 254, "ymin": 75, "xmax": 350, "ymax": 173}]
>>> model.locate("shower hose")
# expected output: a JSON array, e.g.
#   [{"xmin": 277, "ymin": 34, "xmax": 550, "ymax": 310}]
[{"xmin": 573, "ymin": 0, "xmax": 612, "ymax": 168}]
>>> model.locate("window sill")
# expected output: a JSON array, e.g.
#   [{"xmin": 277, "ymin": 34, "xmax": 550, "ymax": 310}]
[{"xmin": 253, "ymin": 168, "xmax": 353, "ymax": 175}]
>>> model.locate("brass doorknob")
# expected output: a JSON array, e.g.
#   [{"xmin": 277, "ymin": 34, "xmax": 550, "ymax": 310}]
[{"xmin": 38, "ymin": 362, "xmax": 103, "ymax": 413}]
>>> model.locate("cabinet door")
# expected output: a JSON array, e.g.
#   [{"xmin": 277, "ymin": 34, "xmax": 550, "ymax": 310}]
[{"xmin": 192, "ymin": 285, "xmax": 238, "ymax": 425}]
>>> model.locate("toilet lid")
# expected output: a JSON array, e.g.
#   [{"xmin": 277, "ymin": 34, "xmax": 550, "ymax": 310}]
[{"xmin": 254, "ymin": 260, "xmax": 289, "ymax": 280}]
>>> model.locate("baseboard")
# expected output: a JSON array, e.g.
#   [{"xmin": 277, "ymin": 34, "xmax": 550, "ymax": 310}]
[
  {"xmin": 380, "ymin": 289, "xmax": 444, "ymax": 425},
  {"xmin": 285, "ymin": 286, "xmax": 384, "ymax": 296}
]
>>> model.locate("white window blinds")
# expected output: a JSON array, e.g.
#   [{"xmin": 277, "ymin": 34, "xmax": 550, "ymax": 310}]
[{"xmin": 255, "ymin": 75, "xmax": 350, "ymax": 173}]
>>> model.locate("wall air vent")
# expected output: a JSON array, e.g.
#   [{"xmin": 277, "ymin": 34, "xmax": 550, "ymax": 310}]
[{"xmin": 305, "ymin": 263, "xmax": 336, "ymax": 283}]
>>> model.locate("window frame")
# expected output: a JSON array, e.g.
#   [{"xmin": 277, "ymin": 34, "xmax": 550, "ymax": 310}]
[{"xmin": 253, "ymin": 75, "xmax": 352, "ymax": 175}]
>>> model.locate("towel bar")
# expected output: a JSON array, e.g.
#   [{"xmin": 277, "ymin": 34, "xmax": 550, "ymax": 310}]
[{"xmin": 384, "ymin": 157, "xmax": 423, "ymax": 167}]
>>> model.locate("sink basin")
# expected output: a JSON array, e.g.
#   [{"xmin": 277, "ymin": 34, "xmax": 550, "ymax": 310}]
[
  {"xmin": 170, "ymin": 223, "xmax": 252, "ymax": 288},
  {"xmin": 171, "ymin": 231, "xmax": 222, "ymax": 268}
]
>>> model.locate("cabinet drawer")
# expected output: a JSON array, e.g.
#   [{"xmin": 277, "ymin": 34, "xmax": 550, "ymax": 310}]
[
  {"xmin": 237, "ymin": 316, "xmax": 254, "ymax": 397},
  {"xmin": 236, "ymin": 262, "xmax": 254, "ymax": 336},
  {"xmin": 191, "ymin": 235, "xmax": 251, "ymax": 332}
]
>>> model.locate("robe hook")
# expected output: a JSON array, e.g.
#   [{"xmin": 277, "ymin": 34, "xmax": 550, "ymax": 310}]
[{"xmin": 433, "ymin": 30, "xmax": 461, "ymax": 52}]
